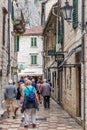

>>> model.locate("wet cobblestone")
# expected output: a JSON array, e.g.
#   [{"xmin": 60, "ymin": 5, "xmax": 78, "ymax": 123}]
[{"xmin": 0, "ymin": 99, "xmax": 83, "ymax": 130}]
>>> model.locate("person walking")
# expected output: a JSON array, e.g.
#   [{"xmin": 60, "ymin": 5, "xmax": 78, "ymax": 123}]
[
  {"xmin": 4, "ymin": 79, "xmax": 17, "ymax": 119},
  {"xmin": 19, "ymin": 76, "xmax": 24, "ymax": 83},
  {"xmin": 32, "ymin": 78, "xmax": 36, "ymax": 89},
  {"xmin": 37, "ymin": 81, "xmax": 42, "ymax": 103},
  {"xmin": 15, "ymin": 81, "xmax": 22, "ymax": 116},
  {"xmin": 22, "ymin": 78, "xmax": 39, "ymax": 128},
  {"xmin": 47, "ymin": 79, "xmax": 52, "ymax": 87},
  {"xmin": 41, "ymin": 79, "xmax": 51, "ymax": 109}
]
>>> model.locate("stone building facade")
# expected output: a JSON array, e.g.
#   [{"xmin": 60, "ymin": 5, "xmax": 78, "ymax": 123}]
[
  {"xmin": 42, "ymin": 0, "xmax": 59, "ymax": 100},
  {"xmin": 42, "ymin": 0, "xmax": 87, "ymax": 129},
  {"xmin": 0, "ymin": 0, "xmax": 18, "ymax": 114},
  {"xmin": 61, "ymin": 0, "xmax": 86, "ymax": 128},
  {"xmin": 18, "ymin": 26, "xmax": 43, "ymax": 80}
]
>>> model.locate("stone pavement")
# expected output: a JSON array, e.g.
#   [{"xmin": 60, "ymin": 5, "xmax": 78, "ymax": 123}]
[{"xmin": 0, "ymin": 99, "xmax": 83, "ymax": 130}]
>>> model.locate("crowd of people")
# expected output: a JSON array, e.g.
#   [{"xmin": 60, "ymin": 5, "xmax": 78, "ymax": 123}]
[{"xmin": 3, "ymin": 76, "xmax": 52, "ymax": 128}]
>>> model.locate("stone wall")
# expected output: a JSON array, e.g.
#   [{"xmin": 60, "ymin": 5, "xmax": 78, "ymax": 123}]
[
  {"xmin": 61, "ymin": 0, "xmax": 82, "ymax": 118},
  {"xmin": 84, "ymin": 0, "xmax": 87, "ymax": 129},
  {"xmin": 0, "ymin": 0, "xmax": 18, "ymax": 111}
]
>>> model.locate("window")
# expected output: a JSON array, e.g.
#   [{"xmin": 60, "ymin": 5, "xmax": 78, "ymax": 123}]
[
  {"xmin": 31, "ymin": 37, "xmax": 37, "ymax": 47},
  {"xmin": 72, "ymin": 0, "xmax": 78, "ymax": 29},
  {"xmin": 31, "ymin": 55, "xmax": 37, "ymax": 65},
  {"xmin": 14, "ymin": 36, "xmax": 19, "ymax": 52}
]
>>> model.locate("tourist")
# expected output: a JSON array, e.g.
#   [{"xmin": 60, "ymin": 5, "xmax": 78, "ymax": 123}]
[
  {"xmin": 4, "ymin": 79, "xmax": 17, "ymax": 119},
  {"xmin": 40, "ymin": 79, "xmax": 51, "ymax": 109},
  {"xmin": 21, "ymin": 78, "xmax": 39, "ymax": 128}
]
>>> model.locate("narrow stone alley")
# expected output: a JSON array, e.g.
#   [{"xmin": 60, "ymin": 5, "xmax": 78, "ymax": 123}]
[{"xmin": 0, "ymin": 99, "xmax": 83, "ymax": 130}]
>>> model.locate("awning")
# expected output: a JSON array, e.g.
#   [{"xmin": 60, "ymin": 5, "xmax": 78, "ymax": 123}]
[
  {"xmin": 58, "ymin": 44, "xmax": 82, "ymax": 68},
  {"xmin": 18, "ymin": 68, "xmax": 43, "ymax": 77},
  {"xmin": 47, "ymin": 44, "xmax": 82, "ymax": 69}
]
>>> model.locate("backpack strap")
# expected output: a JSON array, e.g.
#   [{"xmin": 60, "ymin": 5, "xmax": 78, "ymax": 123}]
[{"xmin": 26, "ymin": 86, "xmax": 33, "ymax": 93}]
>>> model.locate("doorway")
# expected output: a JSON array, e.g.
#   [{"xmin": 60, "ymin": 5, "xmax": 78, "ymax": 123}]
[
  {"xmin": 76, "ymin": 52, "xmax": 81, "ymax": 117},
  {"xmin": 76, "ymin": 66, "xmax": 81, "ymax": 117}
]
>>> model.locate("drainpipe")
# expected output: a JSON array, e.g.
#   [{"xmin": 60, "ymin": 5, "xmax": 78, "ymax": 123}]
[
  {"xmin": 57, "ymin": 0, "xmax": 61, "ymax": 105},
  {"xmin": 7, "ymin": 0, "xmax": 11, "ymax": 78},
  {"xmin": 81, "ymin": 0, "xmax": 85, "ymax": 126},
  {"xmin": 52, "ymin": 0, "xmax": 61, "ymax": 104}
]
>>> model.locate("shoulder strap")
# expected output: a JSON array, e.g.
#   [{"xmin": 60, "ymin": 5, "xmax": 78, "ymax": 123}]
[
  {"xmin": 26, "ymin": 86, "xmax": 30, "ymax": 92},
  {"xmin": 26, "ymin": 86, "xmax": 33, "ymax": 92}
]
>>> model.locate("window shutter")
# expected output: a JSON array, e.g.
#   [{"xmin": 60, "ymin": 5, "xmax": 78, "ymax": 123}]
[
  {"xmin": 34, "ymin": 38, "xmax": 37, "ymax": 46},
  {"xmin": 58, "ymin": 17, "xmax": 64, "ymax": 43},
  {"xmin": 14, "ymin": 36, "xmax": 19, "ymax": 52},
  {"xmin": 31, "ymin": 56, "xmax": 33, "ymax": 64},
  {"xmin": 72, "ymin": 0, "xmax": 78, "ymax": 29},
  {"xmin": 31, "ymin": 38, "xmax": 33, "ymax": 46},
  {"xmin": 14, "ymin": 36, "xmax": 17, "ymax": 52},
  {"xmin": 31, "ymin": 55, "xmax": 37, "ymax": 64},
  {"xmin": 11, "ymin": 1, "xmax": 14, "ymax": 20},
  {"xmin": 16, "ymin": 36, "xmax": 19, "ymax": 51},
  {"xmin": 34, "ymin": 56, "xmax": 37, "ymax": 64}
]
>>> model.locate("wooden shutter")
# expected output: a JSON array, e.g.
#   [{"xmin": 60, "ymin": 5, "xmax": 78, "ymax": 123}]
[
  {"xmin": 11, "ymin": 1, "xmax": 14, "ymax": 20},
  {"xmin": 31, "ymin": 38, "xmax": 33, "ymax": 46},
  {"xmin": 14, "ymin": 36, "xmax": 17, "ymax": 52},
  {"xmin": 58, "ymin": 17, "xmax": 64, "ymax": 43},
  {"xmin": 34, "ymin": 55, "xmax": 37, "ymax": 64},
  {"xmin": 72, "ymin": 0, "xmax": 78, "ymax": 29},
  {"xmin": 14, "ymin": 36, "xmax": 19, "ymax": 52},
  {"xmin": 31, "ymin": 55, "xmax": 37, "ymax": 64},
  {"xmin": 31, "ymin": 56, "xmax": 33, "ymax": 64},
  {"xmin": 34, "ymin": 38, "xmax": 37, "ymax": 46},
  {"xmin": 17, "ymin": 36, "xmax": 19, "ymax": 51}
]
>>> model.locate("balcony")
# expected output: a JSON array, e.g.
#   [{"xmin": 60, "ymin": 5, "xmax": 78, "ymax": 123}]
[{"xmin": 13, "ymin": 7, "xmax": 25, "ymax": 34}]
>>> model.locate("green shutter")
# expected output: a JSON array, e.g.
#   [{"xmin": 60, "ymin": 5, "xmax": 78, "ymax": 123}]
[
  {"xmin": 34, "ymin": 38, "xmax": 37, "ymax": 46},
  {"xmin": 31, "ymin": 55, "xmax": 37, "ymax": 64},
  {"xmin": 14, "ymin": 36, "xmax": 19, "ymax": 52},
  {"xmin": 31, "ymin": 56, "xmax": 33, "ymax": 64},
  {"xmin": 58, "ymin": 17, "xmax": 64, "ymax": 43},
  {"xmin": 14, "ymin": 36, "xmax": 17, "ymax": 52},
  {"xmin": 11, "ymin": 2, "xmax": 14, "ymax": 20},
  {"xmin": 31, "ymin": 37, "xmax": 37, "ymax": 47},
  {"xmin": 31, "ymin": 38, "xmax": 33, "ymax": 46},
  {"xmin": 34, "ymin": 56, "xmax": 37, "ymax": 64},
  {"xmin": 17, "ymin": 36, "xmax": 19, "ymax": 51},
  {"xmin": 72, "ymin": 0, "xmax": 78, "ymax": 29}
]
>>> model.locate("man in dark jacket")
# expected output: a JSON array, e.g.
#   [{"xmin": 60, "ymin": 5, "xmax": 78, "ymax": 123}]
[
  {"xmin": 4, "ymin": 79, "xmax": 17, "ymax": 118},
  {"xmin": 41, "ymin": 79, "xmax": 51, "ymax": 109}
]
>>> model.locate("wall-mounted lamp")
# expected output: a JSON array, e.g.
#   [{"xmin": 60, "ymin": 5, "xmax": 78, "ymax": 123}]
[
  {"xmin": 60, "ymin": 0, "xmax": 73, "ymax": 21},
  {"xmin": 60, "ymin": 0, "xmax": 87, "ymax": 32}
]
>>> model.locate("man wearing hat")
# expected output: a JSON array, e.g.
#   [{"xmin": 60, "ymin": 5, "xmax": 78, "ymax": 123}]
[{"xmin": 4, "ymin": 79, "xmax": 17, "ymax": 118}]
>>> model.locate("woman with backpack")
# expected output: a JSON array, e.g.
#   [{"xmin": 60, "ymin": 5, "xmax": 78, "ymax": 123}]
[{"xmin": 22, "ymin": 77, "xmax": 39, "ymax": 128}]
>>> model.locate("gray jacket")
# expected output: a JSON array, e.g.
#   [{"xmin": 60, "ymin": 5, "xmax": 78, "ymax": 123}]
[
  {"xmin": 41, "ymin": 83, "xmax": 51, "ymax": 97},
  {"xmin": 4, "ymin": 85, "xmax": 17, "ymax": 99}
]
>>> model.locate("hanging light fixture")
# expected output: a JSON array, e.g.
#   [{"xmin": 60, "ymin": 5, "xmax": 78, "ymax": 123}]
[{"xmin": 60, "ymin": 0, "xmax": 73, "ymax": 21}]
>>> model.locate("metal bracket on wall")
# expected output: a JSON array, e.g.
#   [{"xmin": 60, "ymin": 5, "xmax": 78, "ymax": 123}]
[{"xmin": 49, "ymin": 63, "xmax": 80, "ymax": 69}]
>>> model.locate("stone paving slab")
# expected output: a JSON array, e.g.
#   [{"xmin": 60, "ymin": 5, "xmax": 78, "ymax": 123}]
[{"xmin": 0, "ymin": 99, "xmax": 83, "ymax": 130}]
